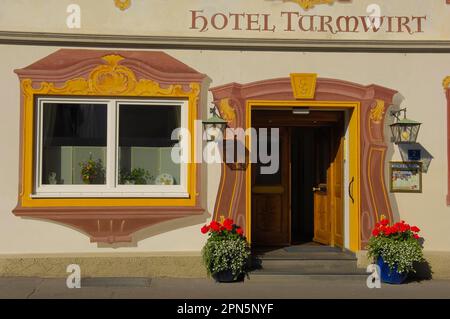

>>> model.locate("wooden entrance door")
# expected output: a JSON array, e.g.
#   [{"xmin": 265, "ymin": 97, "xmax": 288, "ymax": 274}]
[
  {"xmin": 332, "ymin": 126, "xmax": 345, "ymax": 248},
  {"xmin": 251, "ymin": 127, "xmax": 290, "ymax": 246},
  {"xmin": 313, "ymin": 125, "xmax": 344, "ymax": 247},
  {"xmin": 313, "ymin": 127, "xmax": 332, "ymax": 245}
]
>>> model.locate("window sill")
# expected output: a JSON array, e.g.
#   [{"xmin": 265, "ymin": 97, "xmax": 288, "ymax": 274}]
[
  {"xmin": 13, "ymin": 205, "xmax": 205, "ymax": 243},
  {"xmin": 30, "ymin": 192, "xmax": 190, "ymax": 198}
]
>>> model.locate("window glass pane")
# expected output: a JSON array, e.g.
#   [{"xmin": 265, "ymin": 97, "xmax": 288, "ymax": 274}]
[
  {"xmin": 118, "ymin": 104, "xmax": 181, "ymax": 185},
  {"xmin": 41, "ymin": 103, "xmax": 107, "ymax": 185}
]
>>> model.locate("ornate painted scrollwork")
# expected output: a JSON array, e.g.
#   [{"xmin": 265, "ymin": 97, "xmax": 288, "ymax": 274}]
[
  {"xmin": 114, "ymin": 0, "xmax": 131, "ymax": 11},
  {"xmin": 283, "ymin": 0, "xmax": 334, "ymax": 10},
  {"xmin": 443, "ymin": 76, "xmax": 450, "ymax": 90},
  {"xmin": 218, "ymin": 98, "xmax": 237, "ymax": 127},
  {"xmin": 21, "ymin": 54, "xmax": 200, "ymax": 99},
  {"xmin": 369, "ymin": 99, "xmax": 386, "ymax": 124},
  {"xmin": 290, "ymin": 73, "xmax": 317, "ymax": 99}
]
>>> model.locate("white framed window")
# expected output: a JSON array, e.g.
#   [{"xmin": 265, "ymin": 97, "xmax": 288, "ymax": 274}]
[{"xmin": 34, "ymin": 97, "xmax": 189, "ymax": 198}]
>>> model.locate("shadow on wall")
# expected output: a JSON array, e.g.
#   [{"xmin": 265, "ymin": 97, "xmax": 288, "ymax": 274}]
[
  {"xmin": 97, "ymin": 212, "xmax": 212, "ymax": 249},
  {"xmin": 24, "ymin": 211, "xmax": 211, "ymax": 249},
  {"xmin": 200, "ymin": 76, "xmax": 213, "ymax": 219},
  {"xmin": 398, "ymin": 143, "xmax": 433, "ymax": 173},
  {"xmin": 385, "ymin": 93, "xmax": 433, "ymax": 221},
  {"xmin": 385, "ymin": 93, "xmax": 404, "ymax": 222},
  {"xmin": 410, "ymin": 238, "xmax": 433, "ymax": 281}
]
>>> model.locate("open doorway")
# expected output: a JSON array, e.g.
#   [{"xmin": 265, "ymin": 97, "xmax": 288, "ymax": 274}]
[{"xmin": 251, "ymin": 109, "xmax": 345, "ymax": 248}]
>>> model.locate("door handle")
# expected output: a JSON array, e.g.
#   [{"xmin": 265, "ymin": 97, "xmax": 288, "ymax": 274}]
[
  {"xmin": 313, "ymin": 184, "xmax": 327, "ymax": 192},
  {"xmin": 349, "ymin": 177, "xmax": 355, "ymax": 204}
]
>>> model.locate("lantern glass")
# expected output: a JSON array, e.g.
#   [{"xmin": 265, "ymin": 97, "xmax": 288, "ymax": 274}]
[
  {"xmin": 203, "ymin": 123, "xmax": 225, "ymax": 141},
  {"xmin": 202, "ymin": 110, "xmax": 228, "ymax": 142},
  {"xmin": 390, "ymin": 120, "xmax": 421, "ymax": 144}
]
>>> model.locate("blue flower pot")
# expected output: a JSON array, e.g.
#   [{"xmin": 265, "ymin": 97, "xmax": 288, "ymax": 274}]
[
  {"xmin": 377, "ymin": 256, "xmax": 408, "ymax": 284},
  {"xmin": 213, "ymin": 270, "xmax": 244, "ymax": 283}
]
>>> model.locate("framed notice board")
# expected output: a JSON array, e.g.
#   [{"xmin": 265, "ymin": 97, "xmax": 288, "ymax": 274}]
[{"xmin": 389, "ymin": 162, "xmax": 422, "ymax": 193}]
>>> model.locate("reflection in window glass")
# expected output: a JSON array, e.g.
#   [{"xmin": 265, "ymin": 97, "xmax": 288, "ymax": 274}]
[
  {"xmin": 118, "ymin": 104, "xmax": 181, "ymax": 185},
  {"xmin": 41, "ymin": 103, "xmax": 107, "ymax": 185}
]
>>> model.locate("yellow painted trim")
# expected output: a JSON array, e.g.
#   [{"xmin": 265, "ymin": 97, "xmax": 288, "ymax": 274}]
[
  {"xmin": 228, "ymin": 172, "xmax": 238, "ymax": 217},
  {"xmin": 286, "ymin": 0, "xmax": 335, "ymax": 11},
  {"xmin": 348, "ymin": 104, "xmax": 361, "ymax": 252},
  {"xmin": 290, "ymin": 73, "xmax": 318, "ymax": 99},
  {"xmin": 20, "ymin": 55, "xmax": 200, "ymax": 208},
  {"xmin": 368, "ymin": 148, "xmax": 383, "ymax": 220},
  {"xmin": 215, "ymin": 161, "xmax": 226, "ymax": 219},
  {"xmin": 114, "ymin": 0, "xmax": 131, "ymax": 11},
  {"xmin": 367, "ymin": 147, "xmax": 391, "ymax": 223},
  {"xmin": 245, "ymin": 104, "xmax": 252, "ymax": 243},
  {"xmin": 443, "ymin": 76, "xmax": 450, "ymax": 90},
  {"xmin": 245, "ymin": 100, "xmax": 361, "ymax": 251}
]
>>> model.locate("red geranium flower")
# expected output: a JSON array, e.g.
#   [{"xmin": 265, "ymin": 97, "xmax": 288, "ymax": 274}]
[
  {"xmin": 236, "ymin": 228, "xmax": 243, "ymax": 236},
  {"xmin": 223, "ymin": 218, "xmax": 234, "ymax": 231},
  {"xmin": 413, "ymin": 234, "xmax": 420, "ymax": 239},
  {"xmin": 372, "ymin": 229, "xmax": 380, "ymax": 237},
  {"xmin": 209, "ymin": 221, "xmax": 221, "ymax": 232},
  {"xmin": 411, "ymin": 226, "xmax": 420, "ymax": 233},
  {"xmin": 201, "ymin": 225, "xmax": 210, "ymax": 234},
  {"xmin": 380, "ymin": 219, "xmax": 389, "ymax": 226}
]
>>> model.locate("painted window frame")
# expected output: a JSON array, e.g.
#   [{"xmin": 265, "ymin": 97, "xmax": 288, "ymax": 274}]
[
  {"xmin": 34, "ymin": 97, "xmax": 189, "ymax": 198},
  {"xmin": 13, "ymin": 51, "xmax": 206, "ymax": 243}
]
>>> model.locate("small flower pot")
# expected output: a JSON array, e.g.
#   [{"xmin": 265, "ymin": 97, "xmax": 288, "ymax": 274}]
[
  {"xmin": 212, "ymin": 270, "xmax": 244, "ymax": 283},
  {"xmin": 377, "ymin": 256, "xmax": 408, "ymax": 284}
]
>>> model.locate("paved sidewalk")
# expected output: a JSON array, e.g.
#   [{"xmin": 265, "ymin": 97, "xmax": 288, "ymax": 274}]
[{"xmin": 0, "ymin": 276, "xmax": 449, "ymax": 299}]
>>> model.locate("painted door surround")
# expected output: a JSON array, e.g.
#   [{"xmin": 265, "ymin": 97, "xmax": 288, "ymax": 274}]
[{"xmin": 210, "ymin": 76, "xmax": 398, "ymax": 250}]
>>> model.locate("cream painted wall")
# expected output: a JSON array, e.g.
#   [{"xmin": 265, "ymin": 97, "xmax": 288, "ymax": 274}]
[
  {"xmin": 0, "ymin": 45, "xmax": 450, "ymax": 253},
  {"xmin": 0, "ymin": 0, "xmax": 449, "ymax": 41}
]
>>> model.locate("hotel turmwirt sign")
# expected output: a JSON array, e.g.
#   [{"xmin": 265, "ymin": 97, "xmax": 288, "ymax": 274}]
[
  {"xmin": 189, "ymin": 0, "xmax": 426, "ymax": 35},
  {"xmin": 1, "ymin": 0, "xmax": 449, "ymax": 44}
]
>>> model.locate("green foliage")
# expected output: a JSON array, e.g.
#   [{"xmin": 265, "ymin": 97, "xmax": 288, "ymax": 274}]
[
  {"xmin": 367, "ymin": 235, "xmax": 424, "ymax": 274},
  {"xmin": 201, "ymin": 222, "xmax": 250, "ymax": 280},
  {"xmin": 202, "ymin": 237, "xmax": 250, "ymax": 279},
  {"xmin": 119, "ymin": 168, "xmax": 152, "ymax": 185}
]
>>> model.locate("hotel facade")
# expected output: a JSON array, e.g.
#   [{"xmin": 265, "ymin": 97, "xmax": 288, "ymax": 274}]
[{"xmin": 1, "ymin": 0, "xmax": 450, "ymax": 278}]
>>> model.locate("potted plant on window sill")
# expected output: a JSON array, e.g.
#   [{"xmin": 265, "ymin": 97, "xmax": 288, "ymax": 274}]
[
  {"xmin": 119, "ymin": 168, "xmax": 152, "ymax": 185},
  {"xmin": 201, "ymin": 218, "xmax": 250, "ymax": 283},
  {"xmin": 367, "ymin": 217, "xmax": 424, "ymax": 284},
  {"xmin": 79, "ymin": 156, "xmax": 105, "ymax": 185}
]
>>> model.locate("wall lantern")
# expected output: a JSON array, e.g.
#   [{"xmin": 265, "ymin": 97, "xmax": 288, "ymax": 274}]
[
  {"xmin": 390, "ymin": 108, "xmax": 422, "ymax": 144},
  {"xmin": 202, "ymin": 105, "xmax": 228, "ymax": 142}
]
